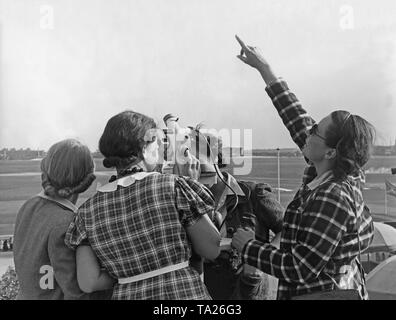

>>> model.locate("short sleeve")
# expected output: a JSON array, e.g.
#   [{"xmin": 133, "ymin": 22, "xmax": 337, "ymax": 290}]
[
  {"xmin": 64, "ymin": 211, "xmax": 88, "ymax": 250},
  {"xmin": 174, "ymin": 176, "xmax": 215, "ymax": 228}
]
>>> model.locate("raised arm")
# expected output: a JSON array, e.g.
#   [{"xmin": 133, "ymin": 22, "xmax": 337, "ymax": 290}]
[{"xmin": 235, "ymin": 35, "xmax": 314, "ymax": 150}]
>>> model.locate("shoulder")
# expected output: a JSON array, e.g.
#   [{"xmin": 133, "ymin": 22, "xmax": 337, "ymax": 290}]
[
  {"xmin": 47, "ymin": 209, "xmax": 76, "ymax": 243},
  {"xmin": 308, "ymin": 180, "xmax": 355, "ymax": 223},
  {"xmin": 150, "ymin": 173, "xmax": 204, "ymax": 191},
  {"xmin": 173, "ymin": 175, "xmax": 210, "ymax": 193},
  {"xmin": 148, "ymin": 172, "xmax": 177, "ymax": 184},
  {"xmin": 17, "ymin": 195, "xmax": 51, "ymax": 214},
  {"xmin": 141, "ymin": 173, "xmax": 179, "ymax": 194},
  {"xmin": 50, "ymin": 208, "xmax": 75, "ymax": 232},
  {"xmin": 173, "ymin": 175, "xmax": 215, "ymax": 206},
  {"xmin": 314, "ymin": 179, "xmax": 357, "ymax": 205},
  {"xmin": 30, "ymin": 196, "xmax": 76, "ymax": 225},
  {"xmin": 77, "ymin": 192, "xmax": 99, "ymax": 211},
  {"xmin": 16, "ymin": 196, "xmax": 39, "ymax": 218}
]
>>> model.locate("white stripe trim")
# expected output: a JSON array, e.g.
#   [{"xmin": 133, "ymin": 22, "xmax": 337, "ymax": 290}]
[
  {"xmin": 272, "ymin": 90, "xmax": 290, "ymax": 102},
  {"xmin": 278, "ymin": 101, "xmax": 301, "ymax": 114},
  {"xmin": 118, "ymin": 261, "xmax": 189, "ymax": 284}
]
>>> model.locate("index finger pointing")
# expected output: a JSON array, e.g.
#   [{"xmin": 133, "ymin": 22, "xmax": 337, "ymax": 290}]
[{"xmin": 235, "ymin": 34, "xmax": 249, "ymax": 51}]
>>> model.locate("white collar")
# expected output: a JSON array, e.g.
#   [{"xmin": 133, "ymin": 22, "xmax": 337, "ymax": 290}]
[
  {"xmin": 37, "ymin": 190, "xmax": 78, "ymax": 213},
  {"xmin": 97, "ymin": 171, "xmax": 159, "ymax": 192},
  {"xmin": 307, "ymin": 170, "xmax": 333, "ymax": 190}
]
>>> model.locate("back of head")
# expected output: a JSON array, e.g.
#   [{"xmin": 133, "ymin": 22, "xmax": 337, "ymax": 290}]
[
  {"xmin": 41, "ymin": 139, "xmax": 96, "ymax": 198},
  {"xmin": 326, "ymin": 110, "xmax": 376, "ymax": 179},
  {"xmin": 99, "ymin": 110, "xmax": 157, "ymax": 169}
]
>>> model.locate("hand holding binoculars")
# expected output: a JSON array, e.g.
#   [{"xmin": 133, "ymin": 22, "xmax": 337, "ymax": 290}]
[{"xmin": 162, "ymin": 114, "xmax": 217, "ymax": 184}]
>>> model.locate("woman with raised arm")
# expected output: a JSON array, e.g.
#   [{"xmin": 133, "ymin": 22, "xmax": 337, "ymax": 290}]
[
  {"xmin": 65, "ymin": 110, "xmax": 220, "ymax": 300},
  {"xmin": 232, "ymin": 35, "xmax": 375, "ymax": 300}
]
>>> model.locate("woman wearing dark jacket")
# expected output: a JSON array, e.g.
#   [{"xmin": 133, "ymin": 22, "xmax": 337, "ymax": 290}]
[
  {"xmin": 13, "ymin": 139, "xmax": 108, "ymax": 299},
  {"xmin": 232, "ymin": 35, "xmax": 375, "ymax": 300}
]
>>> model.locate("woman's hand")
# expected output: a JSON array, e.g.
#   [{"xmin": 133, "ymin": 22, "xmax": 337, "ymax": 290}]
[
  {"xmin": 232, "ymin": 227, "xmax": 255, "ymax": 253},
  {"xmin": 235, "ymin": 35, "xmax": 277, "ymax": 85},
  {"xmin": 174, "ymin": 148, "xmax": 201, "ymax": 180}
]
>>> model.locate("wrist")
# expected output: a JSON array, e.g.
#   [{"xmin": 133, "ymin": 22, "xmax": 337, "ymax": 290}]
[
  {"xmin": 258, "ymin": 65, "xmax": 277, "ymax": 85},
  {"xmin": 241, "ymin": 238, "xmax": 254, "ymax": 256}
]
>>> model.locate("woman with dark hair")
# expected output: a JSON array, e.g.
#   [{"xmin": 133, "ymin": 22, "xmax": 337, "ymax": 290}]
[
  {"xmin": 232, "ymin": 36, "xmax": 375, "ymax": 300},
  {"xmin": 65, "ymin": 110, "xmax": 220, "ymax": 300},
  {"xmin": 13, "ymin": 139, "xmax": 103, "ymax": 299}
]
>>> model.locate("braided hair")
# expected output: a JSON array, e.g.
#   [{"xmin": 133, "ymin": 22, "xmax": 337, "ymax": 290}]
[{"xmin": 41, "ymin": 139, "xmax": 96, "ymax": 198}]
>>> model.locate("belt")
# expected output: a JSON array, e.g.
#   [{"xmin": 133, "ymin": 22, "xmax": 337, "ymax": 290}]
[{"xmin": 118, "ymin": 261, "xmax": 189, "ymax": 284}]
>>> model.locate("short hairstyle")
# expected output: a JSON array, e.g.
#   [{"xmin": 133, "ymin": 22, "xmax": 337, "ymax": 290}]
[
  {"xmin": 325, "ymin": 110, "xmax": 376, "ymax": 179},
  {"xmin": 41, "ymin": 139, "xmax": 96, "ymax": 198},
  {"xmin": 99, "ymin": 110, "xmax": 157, "ymax": 169}
]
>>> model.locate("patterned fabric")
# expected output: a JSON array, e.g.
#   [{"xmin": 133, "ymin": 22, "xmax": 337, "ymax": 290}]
[
  {"xmin": 241, "ymin": 79, "xmax": 374, "ymax": 300},
  {"xmin": 204, "ymin": 174, "xmax": 284, "ymax": 300},
  {"xmin": 65, "ymin": 172, "xmax": 215, "ymax": 300}
]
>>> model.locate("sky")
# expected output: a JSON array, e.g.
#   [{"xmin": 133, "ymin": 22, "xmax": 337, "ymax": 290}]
[{"xmin": 0, "ymin": 0, "xmax": 395, "ymax": 151}]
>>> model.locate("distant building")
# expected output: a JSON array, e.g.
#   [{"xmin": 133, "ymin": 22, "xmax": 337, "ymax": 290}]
[
  {"xmin": 0, "ymin": 148, "xmax": 46, "ymax": 160},
  {"xmin": 252, "ymin": 148, "xmax": 303, "ymax": 157},
  {"xmin": 373, "ymin": 142, "xmax": 396, "ymax": 156}
]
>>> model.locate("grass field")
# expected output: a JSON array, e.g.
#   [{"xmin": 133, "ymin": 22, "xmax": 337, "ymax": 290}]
[{"xmin": 1, "ymin": 156, "xmax": 396, "ymax": 236}]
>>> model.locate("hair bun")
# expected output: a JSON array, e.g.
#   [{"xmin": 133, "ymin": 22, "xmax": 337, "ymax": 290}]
[
  {"xmin": 103, "ymin": 156, "xmax": 120, "ymax": 168},
  {"xmin": 58, "ymin": 187, "xmax": 73, "ymax": 198},
  {"xmin": 43, "ymin": 184, "xmax": 57, "ymax": 197}
]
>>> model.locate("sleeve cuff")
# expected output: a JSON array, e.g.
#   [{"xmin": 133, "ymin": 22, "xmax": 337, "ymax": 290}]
[{"xmin": 241, "ymin": 239, "xmax": 257, "ymax": 264}]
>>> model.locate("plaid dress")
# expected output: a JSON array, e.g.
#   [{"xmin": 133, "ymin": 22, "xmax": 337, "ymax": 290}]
[
  {"xmin": 65, "ymin": 172, "xmax": 214, "ymax": 300},
  {"xmin": 241, "ymin": 79, "xmax": 374, "ymax": 300}
]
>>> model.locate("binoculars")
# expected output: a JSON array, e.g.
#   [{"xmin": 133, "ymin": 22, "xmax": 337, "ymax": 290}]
[{"xmin": 161, "ymin": 113, "xmax": 219, "ymax": 185}]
